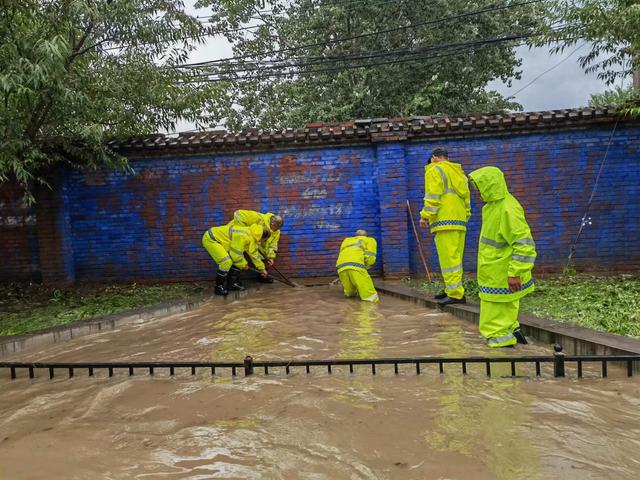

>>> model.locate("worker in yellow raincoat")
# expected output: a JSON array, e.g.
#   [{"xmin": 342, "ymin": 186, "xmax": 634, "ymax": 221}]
[
  {"xmin": 233, "ymin": 209, "xmax": 284, "ymax": 283},
  {"xmin": 202, "ymin": 220, "xmax": 270, "ymax": 296},
  {"xmin": 336, "ymin": 229, "xmax": 379, "ymax": 302},
  {"xmin": 419, "ymin": 147, "xmax": 471, "ymax": 305},
  {"xmin": 468, "ymin": 166, "xmax": 536, "ymax": 347}
]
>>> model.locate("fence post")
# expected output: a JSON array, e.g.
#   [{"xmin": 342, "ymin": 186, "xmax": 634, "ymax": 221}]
[
  {"xmin": 244, "ymin": 355, "xmax": 254, "ymax": 376},
  {"xmin": 553, "ymin": 344, "xmax": 565, "ymax": 378}
]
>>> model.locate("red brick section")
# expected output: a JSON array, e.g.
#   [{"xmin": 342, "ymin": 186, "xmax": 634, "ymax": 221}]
[
  {"xmin": 34, "ymin": 175, "xmax": 75, "ymax": 285},
  {"xmin": 0, "ymin": 183, "xmax": 39, "ymax": 282}
]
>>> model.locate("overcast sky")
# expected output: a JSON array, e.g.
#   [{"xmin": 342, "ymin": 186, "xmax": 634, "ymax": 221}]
[{"xmin": 174, "ymin": 2, "xmax": 621, "ymax": 132}]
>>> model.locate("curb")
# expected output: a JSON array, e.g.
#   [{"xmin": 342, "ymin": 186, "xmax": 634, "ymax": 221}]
[
  {"xmin": 0, "ymin": 289, "xmax": 249, "ymax": 358},
  {"xmin": 374, "ymin": 280, "xmax": 640, "ymax": 357}
]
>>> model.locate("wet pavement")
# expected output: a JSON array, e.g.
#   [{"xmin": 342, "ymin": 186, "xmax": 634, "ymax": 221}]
[{"xmin": 0, "ymin": 285, "xmax": 639, "ymax": 479}]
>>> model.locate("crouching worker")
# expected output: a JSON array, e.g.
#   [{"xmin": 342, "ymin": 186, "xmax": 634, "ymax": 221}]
[
  {"xmin": 202, "ymin": 221, "xmax": 270, "ymax": 296},
  {"xmin": 233, "ymin": 210, "xmax": 284, "ymax": 283},
  {"xmin": 468, "ymin": 166, "xmax": 536, "ymax": 348},
  {"xmin": 336, "ymin": 230, "xmax": 379, "ymax": 303}
]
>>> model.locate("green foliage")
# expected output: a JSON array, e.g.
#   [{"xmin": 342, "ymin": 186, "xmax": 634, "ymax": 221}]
[
  {"xmin": 201, "ymin": 0, "xmax": 544, "ymax": 129},
  {"xmin": 0, "ymin": 281, "xmax": 209, "ymax": 336},
  {"xmin": 521, "ymin": 275, "xmax": 640, "ymax": 337},
  {"xmin": 0, "ymin": 0, "xmax": 228, "ymax": 201},
  {"xmin": 534, "ymin": 1, "xmax": 640, "ymax": 87},
  {"xmin": 588, "ymin": 85, "xmax": 638, "ymax": 108},
  {"xmin": 415, "ymin": 275, "xmax": 640, "ymax": 337}
]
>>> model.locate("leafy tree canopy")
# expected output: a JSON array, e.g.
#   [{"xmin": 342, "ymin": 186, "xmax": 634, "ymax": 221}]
[
  {"xmin": 0, "ymin": 0, "xmax": 229, "ymax": 201},
  {"xmin": 588, "ymin": 85, "xmax": 638, "ymax": 109},
  {"xmin": 197, "ymin": 0, "xmax": 545, "ymax": 129}
]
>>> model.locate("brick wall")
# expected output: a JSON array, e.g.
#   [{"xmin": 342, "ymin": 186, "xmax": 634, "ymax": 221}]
[
  {"xmin": 66, "ymin": 146, "xmax": 381, "ymax": 281},
  {"xmin": 35, "ymin": 172, "xmax": 75, "ymax": 284},
  {"xmin": 375, "ymin": 142, "xmax": 410, "ymax": 278},
  {"xmin": 2, "ymin": 123, "xmax": 638, "ymax": 283},
  {"xmin": 0, "ymin": 183, "xmax": 40, "ymax": 282},
  {"xmin": 406, "ymin": 126, "xmax": 640, "ymax": 275}
]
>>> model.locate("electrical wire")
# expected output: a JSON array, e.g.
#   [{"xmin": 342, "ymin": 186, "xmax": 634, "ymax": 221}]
[
  {"xmin": 183, "ymin": 34, "xmax": 536, "ymax": 83},
  {"xmin": 175, "ymin": 0, "xmax": 545, "ymax": 68},
  {"xmin": 505, "ymin": 42, "xmax": 587, "ymax": 99},
  {"xmin": 566, "ymin": 117, "xmax": 620, "ymax": 270},
  {"xmin": 185, "ymin": 32, "xmax": 537, "ymax": 81}
]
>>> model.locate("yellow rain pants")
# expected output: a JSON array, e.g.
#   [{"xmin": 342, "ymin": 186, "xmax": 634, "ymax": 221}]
[
  {"xmin": 479, "ymin": 299, "xmax": 520, "ymax": 348},
  {"xmin": 338, "ymin": 269, "xmax": 379, "ymax": 303},
  {"xmin": 434, "ymin": 230, "xmax": 465, "ymax": 299},
  {"xmin": 201, "ymin": 230, "xmax": 232, "ymax": 272}
]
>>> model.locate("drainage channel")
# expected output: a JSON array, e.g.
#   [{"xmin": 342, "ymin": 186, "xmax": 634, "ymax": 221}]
[{"xmin": 2, "ymin": 346, "xmax": 640, "ymax": 381}]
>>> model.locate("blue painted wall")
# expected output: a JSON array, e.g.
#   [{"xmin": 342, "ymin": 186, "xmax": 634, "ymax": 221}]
[
  {"xmin": 66, "ymin": 146, "xmax": 381, "ymax": 280},
  {"xmin": 406, "ymin": 127, "xmax": 640, "ymax": 275},
  {"xmin": 3, "ymin": 125, "xmax": 638, "ymax": 282}
]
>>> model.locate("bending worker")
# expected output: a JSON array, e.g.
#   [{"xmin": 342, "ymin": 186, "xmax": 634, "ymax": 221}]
[
  {"xmin": 202, "ymin": 220, "xmax": 270, "ymax": 296},
  {"xmin": 233, "ymin": 209, "xmax": 284, "ymax": 282},
  {"xmin": 336, "ymin": 229, "xmax": 379, "ymax": 302},
  {"xmin": 419, "ymin": 147, "xmax": 471, "ymax": 305},
  {"xmin": 468, "ymin": 166, "xmax": 536, "ymax": 348}
]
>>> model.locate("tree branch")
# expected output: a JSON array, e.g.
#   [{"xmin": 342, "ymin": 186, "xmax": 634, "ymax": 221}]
[{"xmin": 25, "ymin": 19, "xmax": 96, "ymax": 143}]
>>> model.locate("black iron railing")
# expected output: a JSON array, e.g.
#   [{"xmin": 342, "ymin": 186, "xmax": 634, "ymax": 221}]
[{"xmin": 2, "ymin": 346, "xmax": 639, "ymax": 381}]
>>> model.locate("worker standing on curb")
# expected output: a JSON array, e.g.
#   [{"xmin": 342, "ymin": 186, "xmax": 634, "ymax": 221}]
[
  {"xmin": 468, "ymin": 166, "xmax": 536, "ymax": 348},
  {"xmin": 336, "ymin": 229, "xmax": 379, "ymax": 302},
  {"xmin": 233, "ymin": 209, "xmax": 284, "ymax": 283},
  {"xmin": 202, "ymin": 220, "xmax": 270, "ymax": 296},
  {"xmin": 419, "ymin": 147, "xmax": 471, "ymax": 305}
]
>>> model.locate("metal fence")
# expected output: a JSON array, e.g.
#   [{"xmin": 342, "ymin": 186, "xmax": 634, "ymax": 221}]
[{"xmin": 2, "ymin": 346, "xmax": 639, "ymax": 381}]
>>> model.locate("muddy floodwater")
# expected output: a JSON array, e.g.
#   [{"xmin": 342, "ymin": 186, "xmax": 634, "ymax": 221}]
[{"xmin": 1, "ymin": 285, "xmax": 639, "ymax": 479}]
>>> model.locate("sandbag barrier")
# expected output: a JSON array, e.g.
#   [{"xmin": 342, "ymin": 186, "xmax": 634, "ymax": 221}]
[{"xmin": 1, "ymin": 346, "xmax": 639, "ymax": 381}]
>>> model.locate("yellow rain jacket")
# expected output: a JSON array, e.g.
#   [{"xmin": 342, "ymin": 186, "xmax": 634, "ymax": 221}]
[
  {"xmin": 233, "ymin": 209, "xmax": 281, "ymax": 261},
  {"xmin": 208, "ymin": 220, "xmax": 266, "ymax": 271},
  {"xmin": 336, "ymin": 235, "xmax": 377, "ymax": 273},
  {"xmin": 420, "ymin": 161, "xmax": 471, "ymax": 233},
  {"xmin": 468, "ymin": 167, "xmax": 536, "ymax": 302}
]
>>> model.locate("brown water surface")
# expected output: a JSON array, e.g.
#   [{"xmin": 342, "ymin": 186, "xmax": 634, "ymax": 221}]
[{"xmin": 1, "ymin": 285, "xmax": 639, "ymax": 479}]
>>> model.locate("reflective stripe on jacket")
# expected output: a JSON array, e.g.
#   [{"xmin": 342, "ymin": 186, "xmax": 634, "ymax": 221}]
[
  {"xmin": 420, "ymin": 160, "xmax": 471, "ymax": 233},
  {"xmin": 234, "ymin": 209, "xmax": 281, "ymax": 260},
  {"xmin": 210, "ymin": 220, "xmax": 265, "ymax": 270},
  {"xmin": 468, "ymin": 166, "xmax": 536, "ymax": 302},
  {"xmin": 336, "ymin": 236, "xmax": 377, "ymax": 273}
]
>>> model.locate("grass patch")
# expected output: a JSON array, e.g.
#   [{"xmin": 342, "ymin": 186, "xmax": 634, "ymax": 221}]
[
  {"xmin": 0, "ymin": 282, "xmax": 210, "ymax": 336},
  {"xmin": 411, "ymin": 275, "xmax": 640, "ymax": 338}
]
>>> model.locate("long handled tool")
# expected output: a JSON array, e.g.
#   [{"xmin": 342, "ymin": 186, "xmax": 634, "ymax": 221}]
[
  {"xmin": 406, "ymin": 200, "xmax": 433, "ymax": 282},
  {"xmin": 269, "ymin": 263, "xmax": 303, "ymax": 288},
  {"xmin": 248, "ymin": 266, "xmax": 295, "ymax": 288}
]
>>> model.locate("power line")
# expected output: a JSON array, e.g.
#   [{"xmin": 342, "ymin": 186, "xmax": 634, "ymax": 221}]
[
  {"xmin": 175, "ymin": 0, "xmax": 545, "ymax": 68},
  {"xmin": 566, "ymin": 116, "xmax": 619, "ymax": 271},
  {"xmin": 183, "ymin": 33, "xmax": 538, "ymax": 83},
  {"xmin": 187, "ymin": 31, "xmax": 538, "ymax": 80},
  {"xmin": 505, "ymin": 42, "xmax": 587, "ymax": 99}
]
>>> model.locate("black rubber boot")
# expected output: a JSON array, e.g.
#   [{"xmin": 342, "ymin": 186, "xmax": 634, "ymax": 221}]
[
  {"xmin": 227, "ymin": 266, "xmax": 246, "ymax": 291},
  {"xmin": 513, "ymin": 328, "xmax": 528, "ymax": 345},
  {"xmin": 438, "ymin": 295, "xmax": 466, "ymax": 306},
  {"xmin": 434, "ymin": 291, "xmax": 447, "ymax": 300},
  {"xmin": 215, "ymin": 271, "xmax": 229, "ymax": 296}
]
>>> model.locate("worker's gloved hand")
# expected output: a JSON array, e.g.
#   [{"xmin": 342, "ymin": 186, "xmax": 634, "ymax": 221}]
[
  {"xmin": 259, "ymin": 270, "xmax": 268, "ymax": 277},
  {"xmin": 419, "ymin": 218, "xmax": 428, "ymax": 229},
  {"xmin": 507, "ymin": 276, "xmax": 522, "ymax": 292},
  {"xmin": 267, "ymin": 259, "xmax": 274, "ymax": 267},
  {"xmin": 242, "ymin": 264, "xmax": 249, "ymax": 270}
]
